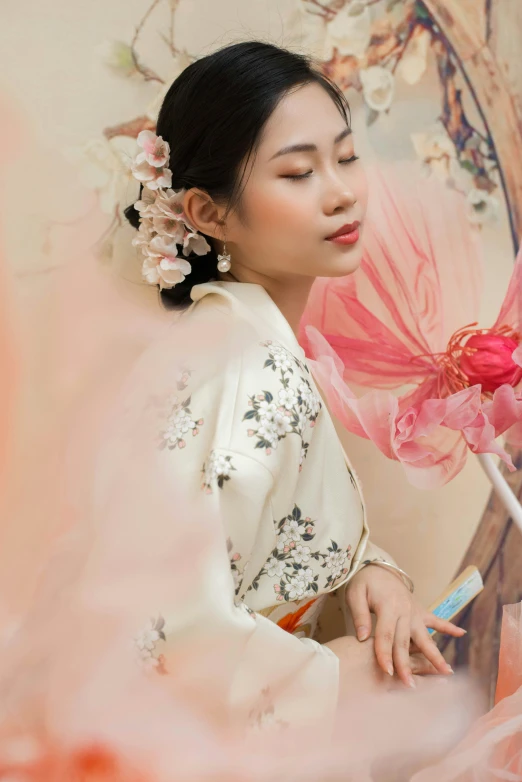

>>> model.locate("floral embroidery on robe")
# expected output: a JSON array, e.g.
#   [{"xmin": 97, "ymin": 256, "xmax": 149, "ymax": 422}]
[
  {"xmin": 134, "ymin": 615, "xmax": 168, "ymax": 675},
  {"xmin": 248, "ymin": 687, "xmax": 289, "ymax": 732},
  {"xmin": 243, "ymin": 341, "xmax": 322, "ymax": 461},
  {"xmin": 160, "ymin": 395, "xmax": 204, "ymax": 450},
  {"xmin": 227, "ymin": 537, "xmax": 247, "ymax": 596},
  {"xmin": 201, "ymin": 450, "xmax": 236, "ymax": 492},
  {"xmin": 248, "ymin": 505, "xmax": 353, "ymax": 602}
]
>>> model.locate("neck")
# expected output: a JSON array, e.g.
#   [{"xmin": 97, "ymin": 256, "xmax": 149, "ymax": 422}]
[{"xmin": 218, "ymin": 269, "xmax": 314, "ymax": 337}]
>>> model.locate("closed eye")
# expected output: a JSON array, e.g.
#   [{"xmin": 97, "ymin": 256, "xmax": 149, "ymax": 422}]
[{"xmin": 282, "ymin": 155, "xmax": 360, "ymax": 181}]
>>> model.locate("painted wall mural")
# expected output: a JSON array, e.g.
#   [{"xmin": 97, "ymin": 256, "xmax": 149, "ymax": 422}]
[
  {"xmin": 78, "ymin": 0, "xmax": 519, "ymax": 254},
  {"xmin": 21, "ymin": 0, "xmax": 522, "ymax": 704}
]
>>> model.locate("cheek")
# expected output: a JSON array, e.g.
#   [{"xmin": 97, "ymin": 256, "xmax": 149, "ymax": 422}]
[
  {"xmin": 355, "ymin": 167, "xmax": 369, "ymax": 216},
  {"xmin": 246, "ymin": 184, "xmax": 310, "ymax": 236}
]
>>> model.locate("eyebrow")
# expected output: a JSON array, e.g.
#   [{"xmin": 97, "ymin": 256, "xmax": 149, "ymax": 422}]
[{"xmin": 268, "ymin": 126, "xmax": 352, "ymax": 161}]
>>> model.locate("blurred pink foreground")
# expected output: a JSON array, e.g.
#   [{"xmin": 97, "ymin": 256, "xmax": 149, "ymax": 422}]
[{"xmin": 0, "ymin": 97, "xmax": 520, "ymax": 781}]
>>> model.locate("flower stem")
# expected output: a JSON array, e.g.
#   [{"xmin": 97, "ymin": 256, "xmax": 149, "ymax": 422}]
[{"xmin": 130, "ymin": 0, "xmax": 165, "ymax": 83}]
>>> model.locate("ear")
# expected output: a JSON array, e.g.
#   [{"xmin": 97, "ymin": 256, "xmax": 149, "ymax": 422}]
[{"xmin": 182, "ymin": 188, "xmax": 226, "ymax": 239}]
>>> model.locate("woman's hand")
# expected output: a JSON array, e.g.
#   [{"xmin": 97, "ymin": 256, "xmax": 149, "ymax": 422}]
[
  {"xmin": 344, "ymin": 564, "xmax": 466, "ymax": 688},
  {"xmin": 323, "ymin": 636, "xmax": 447, "ymax": 702}
]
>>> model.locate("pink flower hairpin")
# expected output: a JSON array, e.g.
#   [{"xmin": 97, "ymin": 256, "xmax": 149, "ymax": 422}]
[{"xmin": 130, "ymin": 130, "xmax": 211, "ymax": 289}]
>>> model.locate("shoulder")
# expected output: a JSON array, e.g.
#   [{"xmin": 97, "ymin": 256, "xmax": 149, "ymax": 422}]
[
  {"xmin": 160, "ymin": 288, "xmax": 322, "ymax": 475},
  {"xmin": 230, "ymin": 338, "xmax": 322, "ymax": 476}
]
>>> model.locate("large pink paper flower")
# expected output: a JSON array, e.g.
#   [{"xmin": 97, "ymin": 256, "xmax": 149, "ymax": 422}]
[
  {"xmin": 458, "ymin": 332, "xmax": 522, "ymax": 393},
  {"xmin": 301, "ymin": 163, "xmax": 522, "ymax": 488}
]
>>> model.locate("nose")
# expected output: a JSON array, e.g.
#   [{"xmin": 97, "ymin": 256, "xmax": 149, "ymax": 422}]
[
  {"xmin": 323, "ymin": 171, "xmax": 357, "ymax": 214},
  {"xmin": 332, "ymin": 190, "xmax": 357, "ymax": 213}
]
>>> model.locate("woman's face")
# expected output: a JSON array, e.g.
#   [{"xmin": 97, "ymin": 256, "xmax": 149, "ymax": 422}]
[{"xmin": 227, "ymin": 81, "xmax": 368, "ymax": 283}]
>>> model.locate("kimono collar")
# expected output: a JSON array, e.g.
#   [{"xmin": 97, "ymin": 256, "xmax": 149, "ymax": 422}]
[{"xmin": 190, "ymin": 280, "xmax": 306, "ymax": 360}]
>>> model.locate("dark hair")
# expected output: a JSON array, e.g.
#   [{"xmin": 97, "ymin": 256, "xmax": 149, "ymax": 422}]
[{"xmin": 124, "ymin": 39, "xmax": 351, "ymax": 308}]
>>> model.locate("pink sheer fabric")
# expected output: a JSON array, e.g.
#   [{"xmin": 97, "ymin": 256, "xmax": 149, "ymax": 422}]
[
  {"xmin": 0, "ymin": 262, "xmax": 15, "ymax": 511},
  {"xmin": 0, "ymin": 266, "xmax": 480, "ymax": 782},
  {"xmin": 0, "ymin": 99, "xmax": 482, "ymax": 782},
  {"xmin": 411, "ymin": 602, "xmax": 522, "ymax": 781},
  {"xmin": 301, "ymin": 163, "xmax": 522, "ymax": 489}
]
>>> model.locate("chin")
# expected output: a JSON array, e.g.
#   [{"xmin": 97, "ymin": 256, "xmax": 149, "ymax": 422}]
[{"xmin": 320, "ymin": 249, "xmax": 363, "ymax": 278}]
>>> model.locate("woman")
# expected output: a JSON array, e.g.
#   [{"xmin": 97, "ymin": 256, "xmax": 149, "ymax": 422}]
[{"xmin": 125, "ymin": 40, "xmax": 464, "ymax": 729}]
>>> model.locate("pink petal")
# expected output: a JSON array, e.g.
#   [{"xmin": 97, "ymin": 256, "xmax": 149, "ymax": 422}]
[
  {"xmin": 137, "ymin": 129, "xmax": 156, "ymax": 148},
  {"xmin": 505, "ymin": 420, "xmax": 522, "ymax": 447},
  {"xmin": 482, "ymin": 385, "xmax": 522, "ymax": 438},
  {"xmin": 306, "ymin": 326, "xmax": 517, "ymax": 488}
]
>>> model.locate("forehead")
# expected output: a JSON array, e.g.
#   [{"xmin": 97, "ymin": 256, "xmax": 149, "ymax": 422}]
[{"xmin": 259, "ymin": 82, "xmax": 348, "ymax": 154}]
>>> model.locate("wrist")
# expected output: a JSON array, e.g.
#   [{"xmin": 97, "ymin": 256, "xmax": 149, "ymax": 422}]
[{"xmin": 359, "ymin": 558, "xmax": 415, "ymax": 594}]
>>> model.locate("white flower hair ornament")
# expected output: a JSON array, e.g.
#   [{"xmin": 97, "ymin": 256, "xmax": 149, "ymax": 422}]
[{"xmin": 130, "ymin": 130, "xmax": 214, "ymax": 289}]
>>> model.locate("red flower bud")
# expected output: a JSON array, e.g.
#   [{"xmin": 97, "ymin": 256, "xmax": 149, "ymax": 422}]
[{"xmin": 459, "ymin": 333, "xmax": 522, "ymax": 393}]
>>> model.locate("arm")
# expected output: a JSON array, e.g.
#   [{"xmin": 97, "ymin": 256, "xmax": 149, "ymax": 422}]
[
  {"xmin": 93, "ymin": 320, "xmax": 341, "ymax": 733},
  {"xmin": 151, "ymin": 434, "xmax": 341, "ymax": 732},
  {"xmin": 356, "ymin": 540, "xmax": 414, "ymax": 594},
  {"xmin": 330, "ymin": 459, "xmax": 462, "ymax": 686}
]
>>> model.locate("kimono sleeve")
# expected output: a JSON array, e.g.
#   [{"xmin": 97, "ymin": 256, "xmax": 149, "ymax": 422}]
[
  {"xmin": 340, "ymin": 459, "xmax": 414, "ymax": 594},
  {"xmin": 150, "ymin": 444, "xmax": 340, "ymax": 733}
]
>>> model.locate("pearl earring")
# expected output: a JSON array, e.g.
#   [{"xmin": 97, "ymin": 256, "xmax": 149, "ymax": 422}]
[{"xmin": 217, "ymin": 240, "xmax": 231, "ymax": 273}]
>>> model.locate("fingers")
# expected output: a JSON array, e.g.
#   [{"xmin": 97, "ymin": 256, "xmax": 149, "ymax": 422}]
[
  {"xmin": 410, "ymin": 653, "xmax": 440, "ymax": 676},
  {"xmin": 425, "ymin": 613, "xmax": 467, "ymax": 638},
  {"xmin": 411, "ymin": 620, "xmax": 453, "ymax": 675},
  {"xmin": 346, "ymin": 583, "xmax": 372, "ymax": 642},
  {"xmin": 392, "ymin": 615, "xmax": 415, "ymax": 689},
  {"xmin": 373, "ymin": 608, "xmax": 399, "ymax": 678}
]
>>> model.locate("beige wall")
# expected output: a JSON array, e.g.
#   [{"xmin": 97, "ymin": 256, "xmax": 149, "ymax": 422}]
[{"xmin": 2, "ymin": 0, "xmax": 517, "ymax": 606}]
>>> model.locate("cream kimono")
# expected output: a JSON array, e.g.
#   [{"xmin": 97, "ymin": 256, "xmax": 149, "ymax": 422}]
[{"xmin": 143, "ymin": 280, "xmax": 404, "ymax": 731}]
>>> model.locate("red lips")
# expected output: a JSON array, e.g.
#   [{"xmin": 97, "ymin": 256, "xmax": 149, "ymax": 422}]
[{"xmin": 326, "ymin": 221, "xmax": 360, "ymax": 239}]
